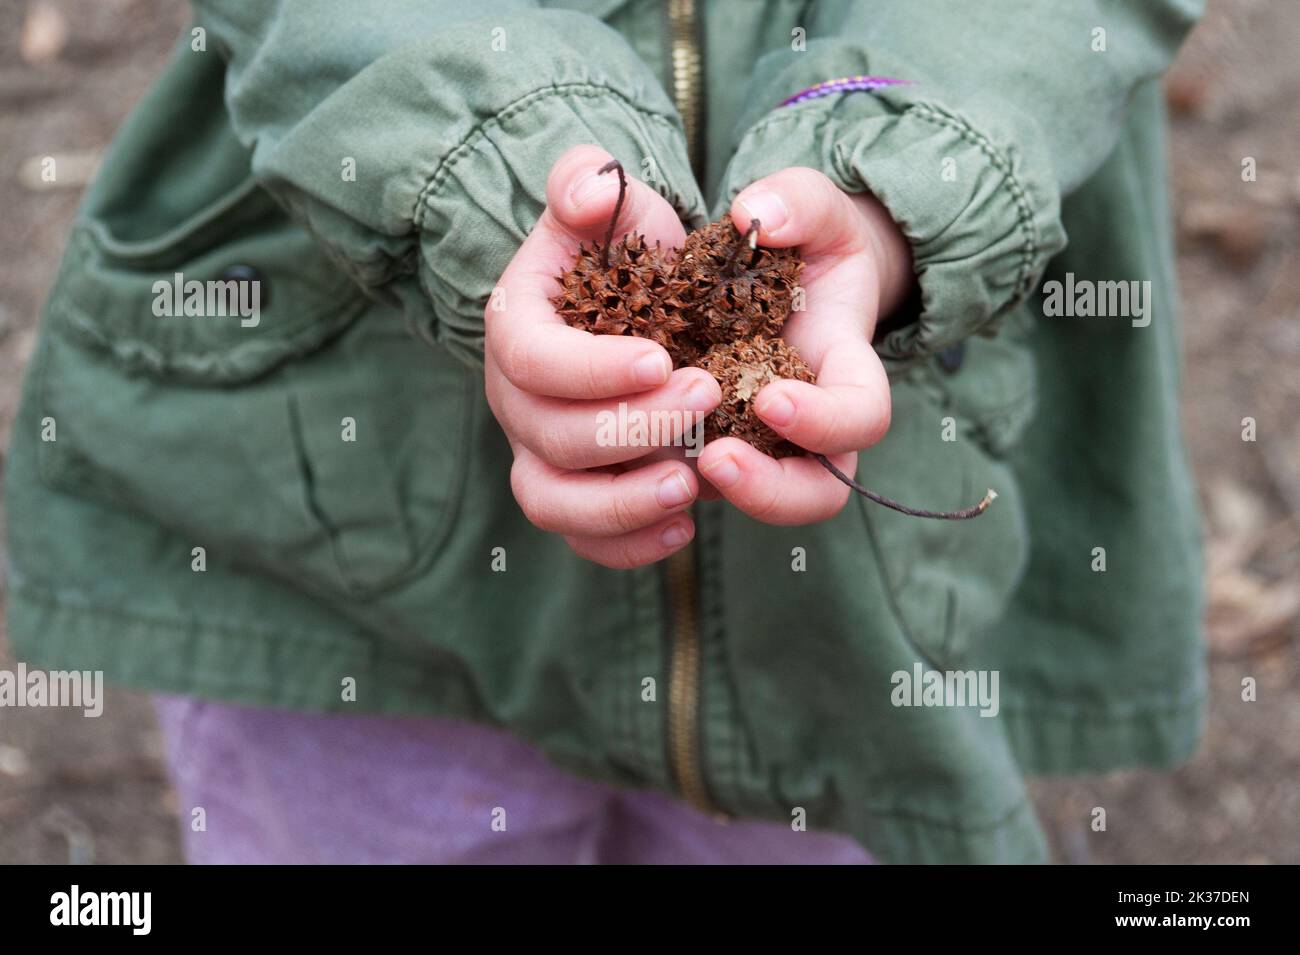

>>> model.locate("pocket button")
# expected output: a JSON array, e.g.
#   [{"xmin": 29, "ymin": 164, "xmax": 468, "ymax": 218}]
[
  {"xmin": 936, "ymin": 342, "xmax": 965, "ymax": 374},
  {"xmin": 219, "ymin": 263, "xmax": 268, "ymax": 308}
]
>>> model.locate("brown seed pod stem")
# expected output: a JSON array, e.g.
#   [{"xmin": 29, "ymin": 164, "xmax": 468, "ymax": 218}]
[
  {"xmin": 725, "ymin": 218, "xmax": 762, "ymax": 277},
  {"xmin": 811, "ymin": 452, "xmax": 998, "ymax": 521},
  {"xmin": 597, "ymin": 159, "xmax": 627, "ymax": 268}
]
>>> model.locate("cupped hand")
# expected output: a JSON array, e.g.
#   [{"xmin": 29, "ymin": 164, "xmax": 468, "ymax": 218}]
[
  {"xmin": 696, "ymin": 167, "xmax": 915, "ymax": 525},
  {"xmin": 485, "ymin": 146, "xmax": 721, "ymax": 568}
]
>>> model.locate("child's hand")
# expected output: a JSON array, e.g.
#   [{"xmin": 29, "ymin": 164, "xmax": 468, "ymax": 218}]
[
  {"xmin": 485, "ymin": 146, "xmax": 722, "ymax": 569},
  {"xmin": 696, "ymin": 168, "xmax": 914, "ymax": 525}
]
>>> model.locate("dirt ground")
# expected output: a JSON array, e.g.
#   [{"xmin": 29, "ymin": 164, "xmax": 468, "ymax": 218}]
[{"xmin": 1, "ymin": 0, "xmax": 1298, "ymax": 864}]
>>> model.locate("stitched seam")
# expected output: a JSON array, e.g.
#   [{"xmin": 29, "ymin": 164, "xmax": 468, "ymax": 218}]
[
  {"xmin": 12, "ymin": 588, "xmax": 475, "ymax": 706},
  {"xmin": 54, "ymin": 230, "xmax": 366, "ymax": 374},
  {"xmin": 13, "ymin": 579, "xmax": 496, "ymax": 677},
  {"xmin": 412, "ymin": 82, "xmax": 683, "ymax": 229},
  {"xmin": 736, "ymin": 98, "xmax": 1045, "ymax": 308},
  {"xmin": 12, "ymin": 582, "xmax": 366, "ymax": 655},
  {"xmin": 998, "ymin": 697, "xmax": 1206, "ymax": 720},
  {"xmin": 908, "ymin": 102, "xmax": 1041, "ymax": 301},
  {"xmin": 856, "ymin": 793, "xmax": 1035, "ymax": 836}
]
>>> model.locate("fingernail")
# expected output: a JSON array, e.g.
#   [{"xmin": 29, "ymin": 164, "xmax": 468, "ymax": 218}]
[
  {"xmin": 701, "ymin": 454, "xmax": 741, "ymax": 489},
  {"xmin": 755, "ymin": 391, "xmax": 796, "ymax": 428},
  {"xmin": 657, "ymin": 471, "xmax": 694, "ymax": 508},
  {"xmin": 685, "ymin": 378, "xmax": 721, "ymax": 413},
  {"xmin": 737, "ymin": 190, "xmax": 790, "ymax": 235},
  {"xmin": 570, "ymin": 168, "xmax": 619, "ymax": 208},
  {"xmin": 634, "ymin": 351, "xmax": 672, "ymax": 387},
  {"xmin": 661, "ymin": 522, "xmax": 691, "ymax": 549}
]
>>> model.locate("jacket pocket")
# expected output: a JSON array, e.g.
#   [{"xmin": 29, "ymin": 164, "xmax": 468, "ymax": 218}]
[
  {"xmin": 34, "ymin": 110, "xmax": 472, "ymax": 599},
  {"xmin": 55, "ymin": 182, "xmax": 363, "ymax": 384},
  {"xmin": 37, "ymin": 279, "xmax": 473, "ymax": 601},
  {"xmin": 55, "ymin": 32, "xmax": 365, "ymax": 384},
  {"xmin": 862, "ymin": 323, "xmax": 1037, "ymax": 665}
]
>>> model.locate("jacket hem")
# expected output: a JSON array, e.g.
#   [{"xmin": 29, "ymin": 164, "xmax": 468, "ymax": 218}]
[
  {"xmin": 7, "ymin": 579, "xmax": 480, "ymax": 720},
  {"xmin": 1001, "ymin": 693, "xmax": 1207, "ymax": 775}
]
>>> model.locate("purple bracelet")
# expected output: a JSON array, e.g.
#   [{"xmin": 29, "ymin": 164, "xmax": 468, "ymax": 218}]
[{"xmin": 778, "ymin": 75, "xmax": 911, "ymax": 108}]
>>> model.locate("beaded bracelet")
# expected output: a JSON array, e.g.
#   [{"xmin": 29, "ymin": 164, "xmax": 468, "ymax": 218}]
[{"xmin": 778, "ymin": 75, "xmax": 911, "ymax": 108}]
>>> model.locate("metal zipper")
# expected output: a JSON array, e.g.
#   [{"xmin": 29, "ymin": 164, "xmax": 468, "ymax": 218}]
[
  {"xmin": 665, "ymin": 540, "xmax": 710, "ymax": 810},
  {"xmin": 666, "ymin": 0, "xmax": 704, "ymax": 179},
  {"xmin": 662, "ymin": 0, "xmax": 713, "ymax": 813}
]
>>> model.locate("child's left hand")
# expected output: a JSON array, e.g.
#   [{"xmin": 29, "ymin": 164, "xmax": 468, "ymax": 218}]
[{"xmin": 696, "ymin": 168, "xmax": 915, "ymax": 524}]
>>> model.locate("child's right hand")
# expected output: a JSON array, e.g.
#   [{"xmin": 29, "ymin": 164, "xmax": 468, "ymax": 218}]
[{"xmin": 485, "ymin": 146, "xmax": 722, "ymax": 569}]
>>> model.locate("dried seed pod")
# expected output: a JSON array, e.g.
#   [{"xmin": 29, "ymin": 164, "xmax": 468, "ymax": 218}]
[
  {"xmin": 695, "ymin": 336, "xmax": 815, "ymax": 458},
  {"xmin": 550, "ymin": 234, "xmax": 690, "ymax": 354},
  {"xmin": 547, "ymin": 159, "xmax": 994, "ymax": 520},
  {"xmin": 675, "ymin": 217, "xmax": 803, "ymax": 347}
]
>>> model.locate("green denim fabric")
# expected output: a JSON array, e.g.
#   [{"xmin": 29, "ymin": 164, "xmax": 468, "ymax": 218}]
[{"xmin": 5, "ymin": 0, "xmax": 1206, "ymax": 863}]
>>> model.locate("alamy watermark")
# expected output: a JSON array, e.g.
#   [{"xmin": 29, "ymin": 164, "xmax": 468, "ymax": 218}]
[
  {"xmin": 1042, "ymin": 272, "xmax": 1152, "ymax": 328},
  {"xmin": 0, "ymin": 663, "xmax": 103, "ymax": 717},
  {"xmin": 595, "ymin": 404, "xmax": 707, "ymax": 457},
  {"xmin": 890, "ymin": 663, "xmax": 999, "ymax": 718},
  {"xmin": 50, "ymin": 886, "xmax": 150, "ymax": 935},
  {"xmin": 152, "ymin": 272, "xmax": 260, "ymax": 327}
]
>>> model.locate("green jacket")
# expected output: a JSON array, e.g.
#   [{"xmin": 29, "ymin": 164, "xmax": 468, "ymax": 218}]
[{"xmin": 5, "ymin": 0, "xmax": 1206, "ymax": 863}]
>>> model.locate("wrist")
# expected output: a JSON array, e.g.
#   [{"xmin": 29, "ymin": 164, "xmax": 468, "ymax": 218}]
[{"xmin": 851, "ymin": 191, "xmax": 914, "ymax": 320}]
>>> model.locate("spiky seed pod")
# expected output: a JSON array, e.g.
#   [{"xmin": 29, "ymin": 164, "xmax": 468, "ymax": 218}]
[
  {"xmin": 695, "ymin": 335, "xmax": 816, "ymax": 458},
  {"xmin": 551, "ymin": 234, "xmax": 690, "ymax": 354},
  {"xmin": 547, "ymin": 188, "xmax": 994, "ymax": 519},
  {"xmin": 674, "ymin": 217, "xmax": 803, "ymax": 348}
]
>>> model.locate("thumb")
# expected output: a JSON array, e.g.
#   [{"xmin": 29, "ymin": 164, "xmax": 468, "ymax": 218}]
[
  {"xmin": 730, "ymin": 167, "xmax": 868, "ymax": 257},
  {"xmin": 545, "ymin": 145, "xmax": 687, "ymax": 250}
]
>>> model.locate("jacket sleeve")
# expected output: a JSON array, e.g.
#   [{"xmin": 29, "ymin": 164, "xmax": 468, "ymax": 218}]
[
  {"xmin": 191, "ymin": 0, "xmax": 707, "ymax": 367},
  {"xmin": 715, "ymin": 0, "xmax": 1202, "ymax": 371}
]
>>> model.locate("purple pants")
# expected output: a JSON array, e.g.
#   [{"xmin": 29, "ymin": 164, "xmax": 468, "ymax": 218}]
[{"xmin": 152, "ymin": 696, "xmax": 872, "ymax": 864}]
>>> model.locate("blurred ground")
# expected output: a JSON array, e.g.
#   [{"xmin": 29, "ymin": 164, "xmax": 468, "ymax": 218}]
[{"xmin": 1, "ymin": 0, "xmax": 1298, "ymax": 864}]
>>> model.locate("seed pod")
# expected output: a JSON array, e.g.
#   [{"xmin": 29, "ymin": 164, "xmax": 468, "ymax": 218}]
[
  {"xmin": 550, "ymin": 234, "xmax": 690, "ymax": 354},
  {"xmin": 694, "ymin": 336, "xmax": 815, "ymax": 458},
  {"xmin": 675, "ymin": 218, "xmax": 803, "ymax": 347},
  {"xmin": 547, "ymin": 159, "xmax": 994, "ymax": 520}
]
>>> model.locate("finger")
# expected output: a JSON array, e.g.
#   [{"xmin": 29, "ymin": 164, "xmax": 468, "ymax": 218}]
[
  {"xmin": 489, "ymin": 317, "xmax": 676, "ymax": 400},
  {"xmin": 697, "ymin": 438, "xmax": 855, "ymax": 525},
  {"xmin": 730, "ymin": 167, "xmax": 868, "ymax": 257},
  {"xmin": 565, "ymin": 515, "xmax": 696, "ymax": 570},
  {"xmin": 545, "ymin": 145, "xmax": 688, "ymax": 248},
  {"xmin": 752, "ymin": 335, "xmax": 891, "ymax": 454},
  {"xmin": 485, "ymin": 147, "xmax": 688, "ymax": 400},
  {"xmin": 633, "ymin": 445, "xmax": 721, "ymax": 501},
  {"xmin": 495, "ymin": 365, "xmax": 721, "ymax": 470},
  {"xmin": 510, "ymin": 450, "xmax": 698, "ymax": 538}
]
